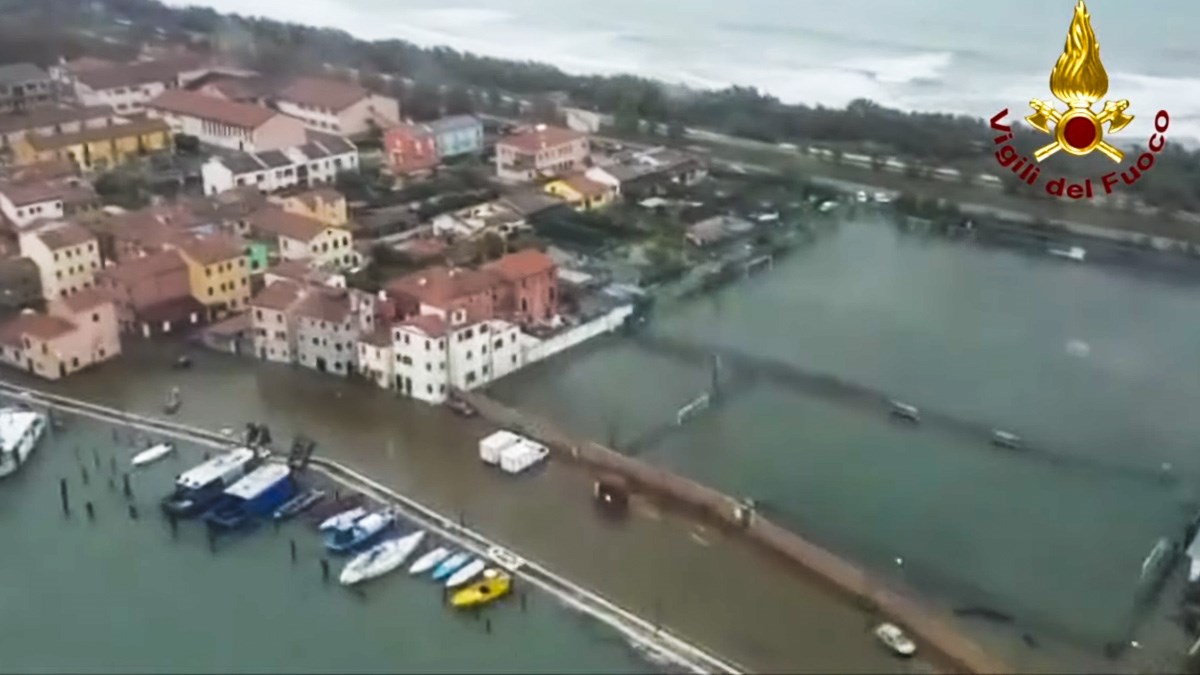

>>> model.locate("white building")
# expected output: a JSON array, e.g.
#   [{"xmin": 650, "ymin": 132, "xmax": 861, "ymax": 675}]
[
  {"xmin": 200, "ymin": 132, "xmax": 359, "ymax": 196},
  {"xmin": 390, "ymin": 313, "xmax": 523, "ymax": 405},
  {"xmin": 66, "ymin": 55, "xmax": 216, "ymax": 114},
  {"xmin": 0, "ymin": 179, "xmax": 96, "ymax": 230},
  {"xmin": 495, "ymin": 124, "xmax": 590, "ymax": 182},
  {"xmin": 18, "ymin": 222, "xmax": 101, "ymax": 300},
  {"xmin": 356, "ymin": 328, "xmax": 394, "ymax": 390},
  {"xmin": 248, "ymin": 207, "xmax": 356, "ymax": 271},
  {"xmin": 274, "ymin": 76, "xmax": 400, "ymax": 137},
  {"xmin": 249, "ymin": 278, "xmax": 302, "ymax": 364},
  {"xmin": 146, "ymin": 89, "xmax": 307, "ymax": 153}
]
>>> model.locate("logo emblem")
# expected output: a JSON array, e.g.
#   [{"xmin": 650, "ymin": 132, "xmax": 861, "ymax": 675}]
[{"xmin": 1024, "ymin": 0, "xmax": 1134, "ymax": 163}]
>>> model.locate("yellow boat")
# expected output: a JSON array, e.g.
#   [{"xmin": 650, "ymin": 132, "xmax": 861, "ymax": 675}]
[{"xmin": 450, "ymin": 569, "xmax": 511, "ymax": 608}]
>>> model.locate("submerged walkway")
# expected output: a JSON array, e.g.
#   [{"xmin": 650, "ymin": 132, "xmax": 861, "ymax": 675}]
[{"xmin": 0, "ymin": 380, "xmax": 740, "ymax": 675}]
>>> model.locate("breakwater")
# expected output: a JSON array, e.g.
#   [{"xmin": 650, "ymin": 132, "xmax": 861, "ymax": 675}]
[{"xmin": 457, "ymin": 388, "xmax": 1012, "ymax": 674}]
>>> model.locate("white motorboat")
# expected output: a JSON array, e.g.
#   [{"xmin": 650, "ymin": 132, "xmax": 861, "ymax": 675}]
[
  {"xmin": 318, "ymin": 506, "xmax": 367, "ymax": 532},
  {"xmin": 340, "ymin": 530, "xmax": 427, "ymax": 586},
  {"xmin": 445, "ymin": 558, "xmax": 487, "ymax": 588},
  {"xmin": 0, "ymin": 407, "xmax": 47, "ymax": 478},
  {"xmin": 874, "ymin": 622, "xmax": 916, "ymax": 657},
  {"xmin": 132, "ymin": 442, "xmax": 175, "ymax": 467},
  {"xmin": 486, "ymin": 545, "xmax": 525, "ymax": 572},
  {"xmin": 409, "ymin": 546, "xmax": 451, "ymax": 575}
]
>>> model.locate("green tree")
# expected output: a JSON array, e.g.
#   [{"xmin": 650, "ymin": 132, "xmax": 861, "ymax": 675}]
[{"xmin": 614, "ymin": 96, "xmax": 640, "ymax": 135}]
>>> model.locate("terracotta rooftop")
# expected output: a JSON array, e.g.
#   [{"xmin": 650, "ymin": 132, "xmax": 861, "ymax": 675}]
[
  {"xmin": 386, "ymin": 266, "xmax": 499, "ymax": 310},
  {"xmin": 37, "ymin": 223, "xmax": 95, "ymax": 250},
  {"xmin": 264, "ymin": 259, "xmax": 339, "ymax": 287},
  {"xmin": 286, "ymin": 187, "xmax": 343, "ymax": 209},
  {"xmin": 74, "ymin": 54, "xmax": 209, "ymax": 90},
  {"xmin": 277, "ymin": 76, "xmax": 370, "ymax": 112},
  {"xmin": 0, "ymin": 178, "xmax": 96, "ymax": 207},
  {"xmin": 99, "ymin": 250, "xmax": 186, "ymax": 286},
  {"xmin": 56, "ymin": 286, "xmax": 113, "ymax": 314},
  {"xmin": 483, "ymin": 248, "xmax": 555, "ymax": 282},
  {"xmin": 250, "ymin": 279, "xmax": 304, "ymax": 312},
  {"xmin": 148, "ymin": 89, "xmax": 279, "ymax": 130},
  {"xmin": 0, "ymin": 104, "xmax": 115, "ymax": 134},
  {"xmin": 499, "ymin": 125, "xmax": 587, "ymax": 155},
  {"xmin": 172, "ymin": 233, "xmax": 244, "ymax": 266},
  {"xmin": 0, "ymin": 312, "xmax": 76, "ymax": 344},
  {"xmin": 249, "ymin": 207, "xmax": 329, "ymax": 242},
  {"xmin": 293, "ymin": 288, "xmax": 351, "ymax": 324},
  {"xmin": 24, "ymin": 117, "xmax": 170, "ymax": 152},
  {"xmin": 559, "ymin": 173, "xmax": 611, "ymax": 199},
  {"xmin": 397, "ymin": 313, "xmax": 448, "ymax": 338}
]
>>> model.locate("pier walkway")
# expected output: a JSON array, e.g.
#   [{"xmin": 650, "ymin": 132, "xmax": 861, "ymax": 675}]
[{"xmin": 0, "ymin": 380, "xmax": 740, "ymax": 675}]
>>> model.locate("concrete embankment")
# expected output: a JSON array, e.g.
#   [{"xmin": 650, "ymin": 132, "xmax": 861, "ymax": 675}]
[
  {"xmin": 458, "ymin": 388, "xmax": 1012, "ymax": 675},
  {"xmin": 0, "ymin": 381, "xmax": 739, "ymax": 675}
]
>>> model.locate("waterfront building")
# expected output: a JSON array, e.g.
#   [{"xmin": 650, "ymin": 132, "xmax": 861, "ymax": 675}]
[
  {"xmin": 482, "ymin": 249, "xmax": 559, "ymax": 327},
  {"xmin": 249, "ymin": 278, "xmax": 375, "ymax": 374},
  {"xmin": 249, "ymin": 278, "xmax": 303, "ymax": 364},
  {"xmin": 147, "ymin": 89, "xmax": 307, "ymax": 153},
  {"xmin": 169, "ymin": 234, "xmax": 250, "ymax": 319},
  {"xmin": 543, "ymin": 173, "xmax": 616, "ymax": 211},
  {"xmin": 0, "ymin": 176, "xmax": 99, "ymax": 230},
  {"xmin": 274, "ymin": 76, "xmax": 400, "ymax": 138},
  {"xmin": 0, "ymin": 63, "xmax": 55, "ymax": 114},
  {"xmin": 12, "ymin": 117, "xmax": 172, "ymax": 170},
  {"xmin": 18, "ymin": 222, "xmax": 101, "ymax": 300},
  {"xmin": 355, "ymin": 327, "xmax": 394, "ymax": 389},
  {"xmin": 495, "ymin": 124, "xmax": 590, "ymax": 182},
  {"xmin": 382, "ymin": 123, "xmax": 438, "ymax": 176},
  {"xmin": 388, "ymin": 314, "xmax": 523, "ymax": 404},
  {"xmin": 200, "ymin": 132, "xmax": 359, "ymax": 195},
  {"xmin": 95, "ymin": 249, "xmax": 204, "ymax": 337},
  {"xmin": 0, "ymin": 287, "xmax": 121, "ymax": 380},
  {"xmin": 269, "ymin": 188, "xmax": 348, "ymax": 227},
  {"xmin": 247, "ymin": 206, "xmax": 356, "ymax": 271}
]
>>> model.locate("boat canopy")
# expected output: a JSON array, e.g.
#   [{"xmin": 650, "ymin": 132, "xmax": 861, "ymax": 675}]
[
  {"xmin": 0, "ymin": 409, "xmax": 41, "ymax": 452},
  {"xmin": 176, "ymin": 447, "xmax": 255, "ymax": 489},
  {"xmin": 225, "ymin": 463, "xmax": 290, "ymax": 500}
]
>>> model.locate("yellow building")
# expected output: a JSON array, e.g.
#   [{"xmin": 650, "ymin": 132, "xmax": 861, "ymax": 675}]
[
  {"xmin": 14, "ymin": 118, "xmax": 171, "ymax": 171},
  {"xmin": 172, "ymin": 234, "xmax": 251, "ymax": 319},
  {"xmin": 544, "ymin": 173, "xmax": 615, "ymax": 211},
  {"xmin": 271, "ymin": 188, "xmax": 348, "ymax": 227}
]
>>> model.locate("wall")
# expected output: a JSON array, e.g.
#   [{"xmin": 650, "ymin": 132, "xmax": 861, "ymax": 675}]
[
  {"xmin": 77, "ymin": 81, "xmax": 166, "ymax": 114},
  {"xmin": 295, "ymin": 314, "xmax": 356, "ymax": 376},
  {"xmin": 522, "ymin": 305, "xmax": 633, "ymax": 365},
  {"xmin": 392, "ymin": 326, "xmax": 449, "ymax": 403},
  {"xmin": 251, "ymin": 114, "xmax": 308, "ymax": 152},
  {"xmin": 251, "ymin": 305, "xmax": 294, "ymax": 363},
  {"xmin": 50, "ymin": 299, "xmax": 121, "ymax": 365},
  {"xmin": 1, "ymin": 195, "xmax": 64, "ymax": 229},
  {"xmin": 355, "ymin": 341, "xmax": 393, "ymax": 389}
]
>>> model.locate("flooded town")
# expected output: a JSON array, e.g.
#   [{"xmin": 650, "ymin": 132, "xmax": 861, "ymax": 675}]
[{"xmin": 4, "ymin": 1, "xmax": 1200, "ymax": 673}]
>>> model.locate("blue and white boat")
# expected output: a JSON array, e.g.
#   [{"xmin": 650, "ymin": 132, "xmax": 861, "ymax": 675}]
[
  {"xmin": 318, "ymin": 506, "xmax": 367, "ymax": 532},
  {"xmin": 204, "ymin": 463, "xmax": 295, "ymax": 530},
  {"xmin": 161, "ymin": 447, "xmax": 257, "ymax": 517},
  {"xmin": 0, "ymin": 406, "xmax": 46, "ymax": 478},
  {"xmin": 324, "ymin": 508, "xmax": 396, "ymax": 553},
  {"xmin": 431, "ymin": 551, "xmax": 471, "ymax": 581}
]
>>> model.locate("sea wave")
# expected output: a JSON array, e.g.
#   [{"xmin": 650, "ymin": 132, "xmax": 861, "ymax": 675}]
[{"xmin": 839, "ymin": 51, "xmax": 955, "ymax": 85}]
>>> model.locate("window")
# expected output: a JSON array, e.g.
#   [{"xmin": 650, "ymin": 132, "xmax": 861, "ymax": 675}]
[
  {"xmin": 427, "ymin": 384, "xmax": 433, "ymax": 394},
  {"xmin": 466, "ymin": 371, "xmax": 476, "ymax": 384},
  {"xmin": 92, "ymin": 313, "xmax": 99, "ymax": 323},
  {"xmin": 400, "ymin": 355, "xmax": 412, "ymax": 365},
  {"xmin": 426, "ymin": 363, "xmax": 431, "ymax": 372},
  {"xmin": 483, "ymin": 365, "xmax": 490, "ymax": 375},
  {"xmin": 207, "ymin": 287, "xmax": 213, "ymax": 296},
  {"xmin": 494, "ymin": 339, "xmax": 503, "ymax": 349},
  {"xmin": 312, "ymin": 337, "xmax": 319, "ymax": 346}
]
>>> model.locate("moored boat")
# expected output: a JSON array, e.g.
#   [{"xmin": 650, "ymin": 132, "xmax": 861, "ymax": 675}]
[
  {"xmin": 163, "ymin": 387, "xmax": 181, "ymax": 415},
  {"xmin": 340, "ymin": 530, "xmax": 426, "ymax": 585},
  {"xmin": 272, "ymin": 488, "xmax": 327, "ymax": 521},
  {"xmin": 445, "ymin": 558, "xmax": 487, "ymax": 588},
  {"xmin": 203, "ymin": 463, "xmax": 295, "ymax": 530},
  {"xmin": 431, "ymin": 551, "xmax": 471, "ymax": 581},
  {"xmin": 874, "ymin": 622, "xmax": 916, "ymax": 657},
  {"xmin": 409, "ymin": 546, "xmax": 450, "ymax": 575},
  {"xmin": 450, "ymin": 569, "xmax": 512, "ymax": 608},
  {"xmin": 324, "ymin": 508, "xmax": 396, "ymax": 553},
  {"xmin": 0, "ymin": 406, "xmax": 46, "ymax": 478},
  {"xmin": 131, "ymin": 442, "xmax": 175, "ymax": 467},
  {"xmin": 318, "ymin": 506, "xmax": 366, "ymax": 532},
  {"xmin": 161, "ymin": 447, "xmax": 257, "ymax": 517},
  {"xmin": 307, "ymin": 494, "xmax": 365, "ymax": 525}
]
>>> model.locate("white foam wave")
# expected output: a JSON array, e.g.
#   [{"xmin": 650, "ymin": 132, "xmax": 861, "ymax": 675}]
[{"xmin": 840, "ymin": 51, "xmax": 955, "ymax": 86}]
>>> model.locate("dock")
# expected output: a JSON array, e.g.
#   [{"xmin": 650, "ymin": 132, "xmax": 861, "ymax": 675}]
[{"xmin": 0, "ymin": 380, "xmax": 740, "ymax": 675}]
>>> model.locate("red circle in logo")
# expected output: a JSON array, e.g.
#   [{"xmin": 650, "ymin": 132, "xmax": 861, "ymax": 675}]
[{"xmin": 1062, "ymin": 117, "xmax": 1098, "ymax": 150}]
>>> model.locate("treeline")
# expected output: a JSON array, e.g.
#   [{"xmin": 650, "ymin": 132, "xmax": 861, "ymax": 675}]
[{"xmin": 6, "ymin": 0, "xmax": 1200, "ymax": 214}]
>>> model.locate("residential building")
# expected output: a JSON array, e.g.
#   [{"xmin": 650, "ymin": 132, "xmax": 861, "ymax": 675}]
[
  {"xmin": 170, "ymin": 234, "xmax": 250, "ymax": 318},
  {"xmin": 428, "ymin": 115, "xmax": 483, "ymax": 159},
  {"xmin": 18, "ymin": 222, "xmax": 101, "ymax": 300},
  {"xmin": 588, "ymin": 146, "xmax": 709, "ymax": 196},
  {"xmin": 249, "ymin": 278, "xmax": 303, "ymax": 363},
  {"xmin": 0, "ymin": 177, "xmax": 98, "ymax": 230},
  {"xmin": 187, "ymin": 72, "xmax": 275, "ymax": 105},
  {"xmin": 146, "ymin": 89, "xmax": 307, "ymax": 153},
  {"xmin": 13, "ymin": 117, "xmax": 171, "ymax": 170},
  {"xmin": 293, "ymin": 288, "xmax": 360, "ymax": 376},
  {"xmin": 95, "ymin": 249, "xmax": 203, "ymax": 336},
  {"xmin": 270, "ymin": 188, "xmax": 347, "ymax": 227},
  {"xmin": 0, "ymin": 288, "xmax": 121, "ymax": 380},
  {"xmin": 0, "ymin": 257, "xmax": 41, "ymax": 312},
  {"xmin": 64, "ymin": 54, "xmax": 216, "ymax": 114},
  {"xmin": 199, "ymin": 132, "xmax": 358, "ymax": 195},
  {"xmin": 0, "ymin": 104, "xmax": 119, "ymax": 158},
  {"xmin": 0, "ymin": 63, "xmax": 55, "ymax": 114},
  {"xmin": 390, "ymin": 313, "xmax": 523, "ymax": 404},
  {"xmin": 562, "ymin": 107, "xmax": 610, "ymax": 134},
  {"xmin": 386, "ymin": 266, "xmax": 499, "ymax": 324},
  {"xmin": 431, "ymin": 200, "xmax": 528, "ymax": 240},
  {"xmin": 80, "ymin": 204, "xmax": 194, "ymax": 263},
  {"xmin": 263, "ymin": 259, "xmax": 345, "ymax": 289},
  {"xmin": 274, "ymin": 76, "xmax": 400, "ymax": 137},
  {"xmin": 495, "ymin": 124, "xmax": 589, "ymax": 181},
  {"xmin": 482, "ymin": 248, "xmax": 558, "ymax": 326},
  {"xmin": 685, "ymin": 215, "xmax": 756, "ymax": 248},
  {"xmin": 544, "ymin": 173, "xmax": 615, "ymax": 211},
  {"xmin": 248, "ymin": 206, "xmax": 355, "ymax": 270},
  {"xmin": 355, "ymin": 327, "xmax": 393, "ymax": 389},
  {"xmin": 382, "ymin": 123, "xmax": 438, "ymax": 176}
]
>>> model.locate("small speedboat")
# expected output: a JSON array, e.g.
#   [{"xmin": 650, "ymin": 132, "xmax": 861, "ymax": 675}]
[
  {"xmin": 131, "ymin": 442, "xmax": 174, "ymax": 467},
  {"xmin": 324, "ymin": 509, "xmax": 396, "ymax": 553},
  {"xmin": 451, "ymin": 569, "xmax": 511, "ymax": 608},
  {"xmin": 874, "ymin": 622, "xmax": 916, "ymax": 657},
  {"xmin": 409, "ymin": 546, "xmax": 450, "ymax": 575},
  {"xmin": 273, "ymin": 488, "xmax": 327, "ymax": 521},
  {"xmin": 318, "ymin": 506, "xmax": 366, "ymax": 532},
  {"xmin": 445, "ymin": 558, "xmax": 487, "ymax": 588},
  {"xmin": 340, "ymin": 530, "xmax": 427, "ymax": 586},
  {"xmin": 431, "ymin": 551, "xmax": 471, "ymax": 581}
]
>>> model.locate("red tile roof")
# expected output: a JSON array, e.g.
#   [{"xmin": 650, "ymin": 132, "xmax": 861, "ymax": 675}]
[
  {"xmin": 293, "ymin": 288, "xmax": 351, "ymax": 323},
  {"xmin": 148, "ymin": 89, "xmax": 279, "ymax": 130},
  {"xmin": 499, "ymin": 125, "xmax": 587, "ymax": 155},
  {"xmin": 74, "ymin": 54, "xmax": 209, "ymax": 90},
  {"xmin": 398, "ymin": 313, "xmax": 447, "ymax": 338},
  {"xmin": 277, "ymin": 77, "xmax": 369, "ymax": 112},
  {"xmin": 0, "ymin": 104, "xmax": 114, "ymax": 135},
  {"xmin": 37, "ymin": 223, "xmax": 96, "ymax": 250},
  {"xmin": 484, "ymin": 248, "xmax": 555, "ymax": 281},
  {"xmin": 57, "ymin": 287, "xmax": 113, "ymax": 313},
  {"xmin": 99, "ymin": 250, "xmax": 186, "ymax": 286},
  {"xmin": 249, "ymin": 207, "xmax": 329, "ymax": 242},
  {"xmin": 250, "ymin": 279, "xmax": 303, "ymax": 312},
  {"xmin": 559, "ymin": 173, "xmax": 611, "ymax": 199},
  {"xmin": 0, "ymin": 312, "xmax": 76, "ymax": 344},
  {"xmin": 0, "ymin": 178, "xmax": 95, "ymax": 207},
  {"xmin": 172, "ymin": 233, "xmax": 244, "ymax": 266},
  {"xmin": 386, "ymin": 266, "xmax": 499, "ymax": 310}
]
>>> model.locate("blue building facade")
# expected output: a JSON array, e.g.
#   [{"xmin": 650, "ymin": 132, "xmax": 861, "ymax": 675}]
[{"xmin": 429, "ymin": 115, "xmax": 483, "ymax": 160}]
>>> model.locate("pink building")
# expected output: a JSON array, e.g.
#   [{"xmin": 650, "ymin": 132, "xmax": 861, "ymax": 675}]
[
  {"xmin": 483, "ymin": 248, "xmax": 558, "ymax": 325},
  {"xmin": 96, "ymin": 249, "xmax": 203, "ymax": 336},
  {"xmin": 146, "ymin": 89, "xmax": 308, "ymax": 153},
  {"xmin": 495, "ymin": 125, "xmax": 590, "ymax": 181},
  {"xmin": 383, "ymin": 124, "xmax": 438, "ymax": 176},
  {"xmin": 0, "ymin": 287, "xmax": 121, "ymax": 380},
  {"xmin": 274, "ymin": 76, "xmax": 401, "ymax": 138}
]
